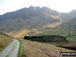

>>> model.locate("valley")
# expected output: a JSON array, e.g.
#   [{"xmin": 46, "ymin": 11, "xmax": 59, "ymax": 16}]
[{"xmin": 0, "ymin": 6, "xmax": 76, "ymax": 57}]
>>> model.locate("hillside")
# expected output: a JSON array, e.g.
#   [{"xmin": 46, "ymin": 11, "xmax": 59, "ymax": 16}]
[
  {"xmin": 0, "ymin": 6, "xmax": 62, "ymax": 37},
  {"xmin": 0, "ymin": 33, "xmax": 12, "ymax": 51},
  {"xmin": 37, "ymin": 17, "xmax": 76, "ymax": 40},
  {"xmin": 19, "ymin": 39, "xmax": 74, "ymax": 57},
  {"xmin": 0, "ymin": 6, "xmax": 76, "ymax": 37},
  {"xmin": 0, "ymin": 6, "xmax": 61, "ymax": 30},
  {"xmin": 60, "ymin": 10, "xmax": 76, "ymax": 23}
]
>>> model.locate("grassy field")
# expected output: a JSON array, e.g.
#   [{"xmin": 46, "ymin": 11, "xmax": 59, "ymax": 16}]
[
  {"xmin": 67, "ymin": 35, "xmax": 76, "ymax": 41},
  {"xmin": 37, "ymin": 29, "xmax": 76, "ymax": 41},
  {"xmin": 19, "ymin": 39, "xmax": 74, "ymax": 57},
  {"xmin": 37, "ymin": 26, "xmax": 69, "ymax": 36},
  {"xmin": 0, "ymin": 33, "xmax": 12, "ymax": 51},
  {"xmin": 18, "ymin": 39, "xmax": 27, "ymax": 57},
  {"xmin": 48, "ymin": 42, "xmax": 76, "ymax": 47}
]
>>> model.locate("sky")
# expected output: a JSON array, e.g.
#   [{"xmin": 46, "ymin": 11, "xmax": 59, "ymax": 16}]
[{"xmin": 0, "ymin": 0, "xmax": 76, "ymax": 15}]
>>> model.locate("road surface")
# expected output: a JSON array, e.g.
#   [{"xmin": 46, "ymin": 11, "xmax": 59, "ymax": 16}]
[{"xmin": 0, "ymin": 39, "xmax": 20, "ymax": 57}]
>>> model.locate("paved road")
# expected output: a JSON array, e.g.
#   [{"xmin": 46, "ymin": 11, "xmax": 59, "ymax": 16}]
[{"xmin": 0, "ymin": 39, "xmax": 20, "ymax": 57}]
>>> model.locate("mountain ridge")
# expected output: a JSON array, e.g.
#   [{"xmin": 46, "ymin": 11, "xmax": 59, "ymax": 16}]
[{"xmin": 0, "ymin": 6, "xmax": 76, "ymax": 37}]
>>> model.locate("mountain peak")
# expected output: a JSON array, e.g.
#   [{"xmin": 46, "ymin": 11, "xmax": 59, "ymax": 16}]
[{"xmin": 70, "ymin": 10, "xmax": 76, "ymax": 13}]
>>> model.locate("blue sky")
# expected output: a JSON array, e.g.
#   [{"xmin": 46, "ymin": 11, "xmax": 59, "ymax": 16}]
[
  {"xmin": 0, "ymin": 0, "xmax": 6, "ymax": 7},
  {"xmin": 0, "ymin": 0, "xmax": 76, "ymax": 15}
]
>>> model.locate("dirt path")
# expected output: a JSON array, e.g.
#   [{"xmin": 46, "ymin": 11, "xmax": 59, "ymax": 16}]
[{"xmin": 0, "ymin": 39, "xmax": 20, "ymax": 57}]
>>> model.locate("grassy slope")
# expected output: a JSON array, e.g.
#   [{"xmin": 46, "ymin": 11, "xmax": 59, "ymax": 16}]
[
  {"xmin": 19, "ymin": 39, "xmax": 74, "ymax": 57},
  {"xmin": 0, "ymin": 33, "xmax": 12, "ymax": 51},
  {"xmin": 67, "ymin": 36, "xmax": 76, "ymax": 40},
  {"xmin": 37, "ymin": 26, "xmax": 69, "ymax": 36},
  {"xmin": 48, "ymin": 42, "xmax": 76, "ymax": 47},
  {"xmin": 18, "ymin": 39, "xmax": 27, "ymax": 57},
  {"xmin": 37, "ymin": 25, "xmax": 76, "ymax": 41},
  {"xmin": 37, "ymin": 29, "xmax": 76, "ymax": 41}
]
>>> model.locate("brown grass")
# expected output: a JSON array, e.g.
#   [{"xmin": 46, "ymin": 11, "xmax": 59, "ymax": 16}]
[
  {"xmin": 48, "ymin": 42, "xmax": 76, "ymax": 47},
  {"xmin": 0, "ymin": 33, "xmax": 12, "ymax": 51},
  {"xmin": 19, "ymin": 39, "xmax": 74, "ymax": 57}
]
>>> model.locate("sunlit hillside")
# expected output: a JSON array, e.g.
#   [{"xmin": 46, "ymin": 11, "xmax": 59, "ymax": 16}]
[{"xmin": 0, "ymin": 33, "xmax": 12, "ymax": 51}]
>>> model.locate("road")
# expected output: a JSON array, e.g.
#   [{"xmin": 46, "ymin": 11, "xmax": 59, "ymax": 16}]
[{"xmin": 0, "ymin": 39, "xmax": 20, "ymax": 57}]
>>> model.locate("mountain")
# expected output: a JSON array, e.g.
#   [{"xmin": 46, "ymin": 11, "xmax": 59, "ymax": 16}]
[
  {"xmin": 60, "ymin": 10, "xmax": 76, "ymax": 23},
  {"xmin": 37, "ymin": 15, "xmax": 76, "ymax": 37},
  {"xmin": 0, "ymin": 6, "xmax": 76, "ymax": 38},
  {"xmin": 0, "ymin": 6, "xmax": 62, "ymax": 37}
]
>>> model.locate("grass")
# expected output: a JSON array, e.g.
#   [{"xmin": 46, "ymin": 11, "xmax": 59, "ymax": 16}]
[
  {"xmin": 37, "ymin": 28, "xmax": 76, "ymax": 41},
  {"xmin": 19, "ymin": 39, "xmax": 74, "ymax": 57},
  {"xmin": 0, "ymin": 33, "xmax": 12, "ymax": 51},
  {"xmin": 48, "ymin": 42, "xmax": 76, "ymax": 47},
  {"xmin": 37, "ymin": 29, "xmax": 60, "ymax": 36},
  {"xmin": 18, "ymin": 39, "xmax": 27, "ymax": 57},
  {"xmin": 67, "ymin": 35, "xmax": 76, "ymax": 41}
]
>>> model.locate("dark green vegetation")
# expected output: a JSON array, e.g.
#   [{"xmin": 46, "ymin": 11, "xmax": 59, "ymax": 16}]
[
  {"xmin": 59, "ymin": 46, "xmax": 76, "ymax": 50},
  {"xmin": 67, "ymin": 35, "xmax": 76, "ymax": 40},
  {"xmin": 24, "ymin": 35, "xmax": 67, "ymax": 42},
  {"xmin": 24, "ymin": 35, "xmax": 76, "ymax": 50},
  {"xmin": 48, "ymin": 41, "xmax": 76, "ymax": 50}
]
